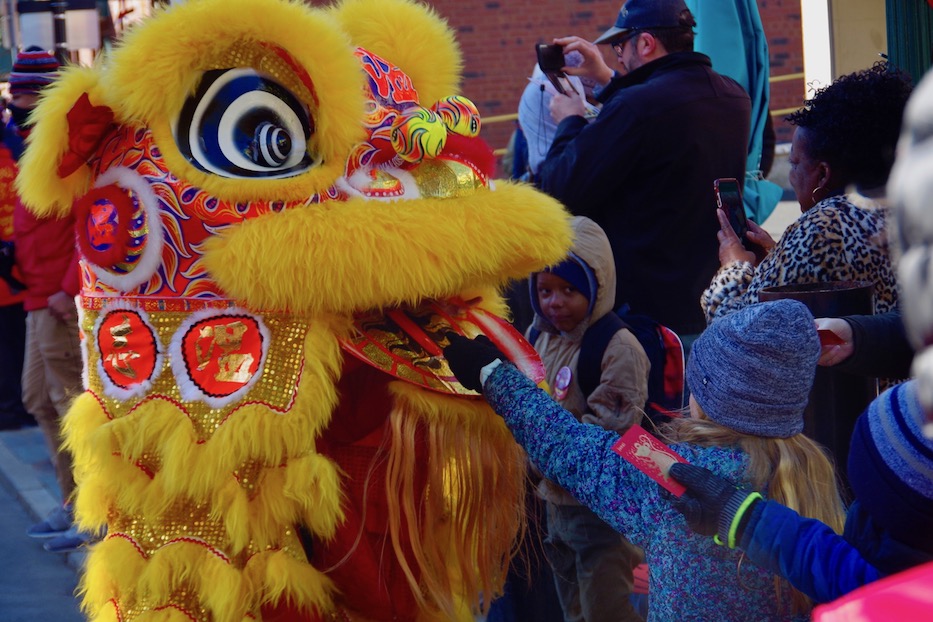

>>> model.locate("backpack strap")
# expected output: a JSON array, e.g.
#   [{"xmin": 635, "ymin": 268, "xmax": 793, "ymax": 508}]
[
  {"xmin": 527, "ymin": 325, "xmax": 541, "ymax": 347},
  {"xmin": 577, "ymin": 313, "xmax": 628, "ymax": 399}
]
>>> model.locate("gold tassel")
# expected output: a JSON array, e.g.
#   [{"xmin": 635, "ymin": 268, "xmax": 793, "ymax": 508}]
[
  {"xmin": 79, "ymin": 536, "xmax": 147, "ymax": 616},
  {"xmin": 383, "ymin": 383, "xmax": 526, "ymax": 619},
  {"xmin": 86, "ymin": 601, "xmax": 121, "ymax": 622},
  {"xmin": 282, "ymin": 452, "xmax": 344, "ymax": 538},
  {"xmin": 61, "ymin": 392, "xmax": 109, "ymax": 471}
]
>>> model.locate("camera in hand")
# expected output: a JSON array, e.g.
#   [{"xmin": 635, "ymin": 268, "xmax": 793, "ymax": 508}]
[{"xmin": 536, "ymin": 43, "xmax": 577, "ymax": 96}]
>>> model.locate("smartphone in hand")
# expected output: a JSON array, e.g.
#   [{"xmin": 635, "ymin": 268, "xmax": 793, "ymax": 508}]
[
  {"xmin": 713, "ymin": 178, "xmax": 749, "ymax": 245},
  {"xmin": 536, "ymin": 43, "xmax": 578, "ymax": 96}
]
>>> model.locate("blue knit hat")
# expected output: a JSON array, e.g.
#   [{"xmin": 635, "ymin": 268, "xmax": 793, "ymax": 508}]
[
  {"xmin": 544, "ymin": 253, "xmax": 594, "ymax": 303},
  {"xmin": 686, "ymin": 300, "xmax": 819, "ymax": 438},
  {"xmin": 848, "ymin": 381, "xmax": 933, "ymax": 555},
  {"xmin": 9, "ymin": 46, "xmax": 59, "ymax": 96}
]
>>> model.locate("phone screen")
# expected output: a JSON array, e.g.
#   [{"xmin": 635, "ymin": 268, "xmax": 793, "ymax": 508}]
[{"xmin": 714, "ymin": 178, "xmax": 748, "ymax": 242}]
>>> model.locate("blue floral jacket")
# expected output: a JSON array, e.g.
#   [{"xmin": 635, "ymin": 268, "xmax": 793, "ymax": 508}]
[{"xmin": 484, "ymin": 362, "xmax": 808, "ymax": 622}]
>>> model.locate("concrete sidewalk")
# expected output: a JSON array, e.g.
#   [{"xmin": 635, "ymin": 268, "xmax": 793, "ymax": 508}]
[{"xmin": 0, "ymin": 424, "xmax": 87, "ymax": 571}]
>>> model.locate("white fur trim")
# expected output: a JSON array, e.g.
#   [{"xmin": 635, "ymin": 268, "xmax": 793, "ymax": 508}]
[
  {"xmin": 335, "ymin": 164, "xmax": 423, "ymax": 201},
  {"xmin": 92, "ymin": 300, "xmax": 165, "ymax": 400},
  {"xmin": 86, "ymin": 167, "xmax": 164, "ymax": 292}
]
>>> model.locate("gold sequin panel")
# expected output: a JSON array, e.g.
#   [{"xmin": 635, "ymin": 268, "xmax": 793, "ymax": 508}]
[
  {"xmin": 108, "ymin": 498, "xmax": 307, "ymax": 564},
  {"xmin": 84, "ymin": 304, "xmax": 311, "ymax": 441}
]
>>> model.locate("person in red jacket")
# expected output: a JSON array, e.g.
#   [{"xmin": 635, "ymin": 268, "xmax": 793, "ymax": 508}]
[{"xmin": 7, "ymin": 48, "xmax": 87, "ymax": 554}]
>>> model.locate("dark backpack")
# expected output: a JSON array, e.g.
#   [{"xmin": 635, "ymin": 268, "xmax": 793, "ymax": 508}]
[{"xmin": 529, "ymin": 306, "xmax": 685, "ymax": 423}]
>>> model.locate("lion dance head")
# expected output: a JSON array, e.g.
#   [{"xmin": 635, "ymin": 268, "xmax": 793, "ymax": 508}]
[{"xmin": 18, "ymin": 0, "xmax": 572, "ymax": 620}]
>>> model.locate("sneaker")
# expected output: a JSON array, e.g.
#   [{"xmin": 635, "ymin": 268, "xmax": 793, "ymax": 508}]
[
  {"xmin": 26, "ymin": 504, "xmax": 73, "ymax": 538},
  {"xmin": 43, "ymin": 525, "xmax": 103, "ymax": 553}
]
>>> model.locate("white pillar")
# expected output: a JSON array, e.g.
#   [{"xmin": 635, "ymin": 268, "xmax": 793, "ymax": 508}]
[{"xmin": 801, "ymin": 0, "xmax": 833, "ymax": 95}]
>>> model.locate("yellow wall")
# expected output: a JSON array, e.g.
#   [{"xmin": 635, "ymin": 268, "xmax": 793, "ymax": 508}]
[{"xmin": 831, "ymin": 0, "xmax": 888, "ymax": 76}]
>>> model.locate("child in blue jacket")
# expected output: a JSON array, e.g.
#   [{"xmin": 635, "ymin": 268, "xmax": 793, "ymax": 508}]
[{"xmin": 667, "ymin": 379, "xmax": 933, "ymax": 603}]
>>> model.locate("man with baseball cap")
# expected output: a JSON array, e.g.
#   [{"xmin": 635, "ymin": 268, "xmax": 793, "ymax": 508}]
[{"xmin": 536, "ymin": 0, "xmax": 751, "ymax": 343}]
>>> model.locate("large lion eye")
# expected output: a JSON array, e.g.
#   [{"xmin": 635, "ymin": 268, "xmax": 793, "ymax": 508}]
[{"xmin": 175, "ymin": 68, "xmax": 316, "ymax": 179}]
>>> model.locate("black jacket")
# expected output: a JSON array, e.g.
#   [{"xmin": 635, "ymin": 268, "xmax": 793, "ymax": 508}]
[
  {"xmin": 836, "ymin": 310, "xmax": 913, "ymax": 380},
  {"xmin": 538, "ymin": 52, "xmax": 751, "ymax": 335}
]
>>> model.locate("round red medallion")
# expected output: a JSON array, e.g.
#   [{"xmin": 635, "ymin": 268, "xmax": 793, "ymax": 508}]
[
  {"xmin": 181, "ymin": 315, "xmax": 264, "ymax": 398},
  {"xmin": 74, "ymin": 185, "xmax": 137, "ymax": 269},
  {"xmin": 98, "ymin": 310, "xmax": 158, "ymax": 389}
]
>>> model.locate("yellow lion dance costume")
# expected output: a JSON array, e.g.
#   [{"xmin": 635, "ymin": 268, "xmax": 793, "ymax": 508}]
[{"xmin": 17, "ymin": 0, "xmax": 571, "ymax": 620}]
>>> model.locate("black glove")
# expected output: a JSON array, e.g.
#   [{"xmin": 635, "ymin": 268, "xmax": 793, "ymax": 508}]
[
  {"xmin": 0, "ymin": 240, "xmax": 24, "ymax": 292},
  {"xmin": 443, "ymin": 332, "xmax": 506, "ymax": 393},
  {"xmin": 668, "ymin": 462, "xmax": 760, "ymax": 546}
]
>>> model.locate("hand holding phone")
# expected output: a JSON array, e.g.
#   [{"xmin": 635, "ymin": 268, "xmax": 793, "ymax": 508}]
[
  {"xmin": 713, "ymin": 178, "xmax": 748, "ymax": 243},
  {"xmin": 536, "ymin": 43, "xmax": 578, "ymax": 96}
]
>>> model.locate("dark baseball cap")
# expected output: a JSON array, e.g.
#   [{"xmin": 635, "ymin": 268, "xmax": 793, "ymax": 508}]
[{"xmin": 594, "ymin": 0, "xmax": 692, "ymax": 45}]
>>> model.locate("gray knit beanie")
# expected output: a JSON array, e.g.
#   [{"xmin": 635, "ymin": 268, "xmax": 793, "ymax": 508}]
[{"xmin": 686, "ymin": 300, "xmax": 819, "ymax": 438}]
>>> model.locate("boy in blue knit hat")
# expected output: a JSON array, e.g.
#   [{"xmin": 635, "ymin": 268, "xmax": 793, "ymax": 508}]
[
  {"xmin": 444, "ymin": 296, "xmax": 848, "ymax": 620},
  {"xmin": 527, "ymin": 215, "xmax": 649, "ymax": 622},
  {"xmin": 667, "ymin": 378, "xmax": 933, "ymax": 604}
]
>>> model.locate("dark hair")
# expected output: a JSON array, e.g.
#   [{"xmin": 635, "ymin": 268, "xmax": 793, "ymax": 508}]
[
  {"xmin": 646, "ymin": 10, "xmax": 696, "ymax": 53},
  {"xmin": 786, "ymin": 62, "xmax": 913, "ymax": 189}
]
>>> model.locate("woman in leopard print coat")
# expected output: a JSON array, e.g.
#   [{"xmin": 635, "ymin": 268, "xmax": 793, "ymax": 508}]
[{"xmin": 702, "ymin": 63, "xmax": 913, "ymax": 324}]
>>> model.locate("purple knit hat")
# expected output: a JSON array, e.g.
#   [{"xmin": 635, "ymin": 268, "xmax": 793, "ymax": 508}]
[{"xmin": 9, "ymin": 46, "xmax": 60, "ymax": 96}]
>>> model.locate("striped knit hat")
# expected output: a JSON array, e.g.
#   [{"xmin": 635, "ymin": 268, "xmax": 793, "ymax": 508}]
[
  {"xmin": 848, "ymin": 380, "xmax": 933, "ymax": 555},
  {"xmin": 9, "ymin": 46, "xmax": 59, "ymax": 96}
]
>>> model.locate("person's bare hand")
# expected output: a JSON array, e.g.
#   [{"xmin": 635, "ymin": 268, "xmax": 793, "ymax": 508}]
[
  {"xmin": 814, "ymin": 318, "xmax": 855, "ymax": 366},
  {"xmin": 554, "ymin": 36, "xmax": 614, "ymax": 85},
  {"xmin": 745, "ymin": 218, "xmax": 775, "ymax": 252},
  {"xmin": 548, "ymin": 91, "xmax": 587, "ymax": 124},
  {"xmin": 716, "ymin": 208, "xmax": 755, "ymax": 266},
  {"xmin": 47, "ymin": 291, "xmax": 77, "ymax": 324}
]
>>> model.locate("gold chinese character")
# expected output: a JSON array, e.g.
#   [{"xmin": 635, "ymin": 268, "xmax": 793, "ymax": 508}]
[
  {"xmin": 105, "ymin": 314, "xmax": 140, "ymax": 378},
  {"xmin": 194, "ymin": 320, "xmax": 255, "ymax": 384}
]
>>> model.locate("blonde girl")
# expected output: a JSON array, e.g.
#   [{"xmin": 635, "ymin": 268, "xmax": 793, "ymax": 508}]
[{"xmin": 443, "ymin": 299, "xmax": 846, "ymax": 622}]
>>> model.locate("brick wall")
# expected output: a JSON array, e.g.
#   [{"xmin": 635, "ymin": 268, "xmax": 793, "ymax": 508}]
[
  {"xmin": 758, "ymin": 0, "xmax": 806, "ymax": 145},
  {"xmin": 308, "ymin": 0, "xmax": 806, "ymax": 170},
  {"xmin": 429, "ymin": 0, "xmax": 621, "ymax": 168}
]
